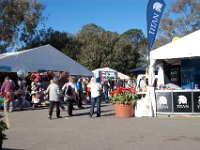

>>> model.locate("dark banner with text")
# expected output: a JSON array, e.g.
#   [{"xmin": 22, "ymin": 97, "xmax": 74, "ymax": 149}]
[{"xmin": 147, "ymin": 0, "xmax": 166, "ymax": 55}]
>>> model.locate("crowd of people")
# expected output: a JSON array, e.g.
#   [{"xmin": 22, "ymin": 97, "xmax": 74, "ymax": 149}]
[{"xmin": 0, "ymin": 72, "xmax": 136, "ymax": 119}]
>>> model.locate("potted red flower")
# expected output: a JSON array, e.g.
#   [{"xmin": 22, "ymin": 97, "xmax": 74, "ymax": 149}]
[{"xmin": 110, "ymin": 86, "xmax": 138, "ymax": 118}]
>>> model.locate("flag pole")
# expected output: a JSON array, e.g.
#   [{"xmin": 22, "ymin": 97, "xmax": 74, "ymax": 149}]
[{"xmin": 146, "ymin": 0, "xmax": 166, "ymax": 117}]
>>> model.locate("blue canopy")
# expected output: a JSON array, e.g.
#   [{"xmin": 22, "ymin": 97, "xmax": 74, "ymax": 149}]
[
  {"xmin": 128, "ymin": 66, "xmax": 147, "ymax": 74},
  {"xmin": 129, "ymin": 65, "xmax": 158, "ymax": 74}
]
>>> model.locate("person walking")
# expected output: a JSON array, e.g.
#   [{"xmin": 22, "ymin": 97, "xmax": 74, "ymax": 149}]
[
  {"xmin": 102, "ymin": 79, "xmax": 109, "ymax": 103},
  {"xmin": 45, "ymin": 78, "xmax": 62, "ymax": 119},
  {"xmin": 87, "ymin": 77, "xmax": 102, "ymax": 117},
  {"xmin": 62, "ymin": 76, "xmax": 76, "ymax": 116},
  {"xmin": 76, "ymin": 77, "xmax": 83, "ymax": 109},
  {"xmin": 1, "ymin": 76, "xmax": 16, "ymax": 112}
]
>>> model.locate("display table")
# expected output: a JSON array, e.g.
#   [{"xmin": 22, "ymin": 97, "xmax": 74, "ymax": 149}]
[{"xmin": 156, "ymin": 90, "xmax": 200, "ymax": 114}]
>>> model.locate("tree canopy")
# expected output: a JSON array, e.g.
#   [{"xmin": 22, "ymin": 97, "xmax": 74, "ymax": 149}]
[
  {"xmin": 153, "ymin": 0, "xmax": 200, "ymax": 49},
  {"xmin": 0, "ymin": 0, "xmax": 44, "ymax": 53},
  {"xmin": 75, "ymin": 24, "xmax": 146, "ymax": 73}
]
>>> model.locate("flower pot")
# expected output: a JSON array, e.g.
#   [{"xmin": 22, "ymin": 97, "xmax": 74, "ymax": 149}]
[{"xmin": 114, "ymin": 104, "xmax": 134, "ymax": 118}]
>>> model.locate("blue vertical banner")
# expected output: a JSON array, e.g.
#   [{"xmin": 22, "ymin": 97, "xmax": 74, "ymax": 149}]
[{"xmin": 147, "ymin": 0, "xmax": 166, "ymax": 56}]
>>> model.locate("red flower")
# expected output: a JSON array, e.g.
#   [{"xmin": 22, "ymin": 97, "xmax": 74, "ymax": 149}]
[
  {"xmin": 1, "ymin": 92, "xmax": 6, "ymax": 97},
  {"xmin": 126, "ymin": 87, "xmax": 131, "ymax": 91}
]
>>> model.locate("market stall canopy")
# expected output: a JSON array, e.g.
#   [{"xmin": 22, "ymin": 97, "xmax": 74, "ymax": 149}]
[
  {"xmin": 0, "ymin": 45, "xmax": 93, "ymax": 76},
  {"xmin": 128, "ymin": 65, "xmax": 147, "ymax": 74},
  {"xmin": 128, "ymin": 65, "xmax": 158, "ymax": 74},
  {"xmin": 150, "ymin": 29, "xmax": 200, "ymax": 60},
  {"xmin": 92, "ymin": 67, "xmax": 130, "ymax": 80}
]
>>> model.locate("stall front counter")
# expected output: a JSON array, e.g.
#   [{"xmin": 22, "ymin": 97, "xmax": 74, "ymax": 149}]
[{"xmin": 156, "ymin": 89, "xmax": 200, "ymax": 114}]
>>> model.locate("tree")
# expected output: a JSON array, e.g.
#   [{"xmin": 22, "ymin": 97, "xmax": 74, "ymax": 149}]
[
  {"xmin": 79, "ymin": 23, "xmax": 105, "ymax": 35},
  {"xmin": 165, "ymin": 0, "xmax": 200, "ymax": 35},
  {"xmin": 121, "ymin": 29, "xmax": 145, "ymax": 46},
  {"xmin": 0, "ymin": 0, "xmax": 44, "ymax": 53},
  {"xmin": 154, "ymin": 0, "xmax": 200, "ymax": 48},
  {"xmin": 120, "ymin": 29, "xmax": 146, "ymax": 67},
  {"xmin": 75, "ymin": 23, "xmax": 105, "ymax": 46},
  {"xmin": 76, "ymin": 23, "xmax": 147, "ymax": 72},
  {"xmin": 76, "ymin": 24, "xmax": 109, "ymax": 70},
  {"xmin": 137, "ymin": 38, "xmax": 148, "ymax": 66},
  {"xmin": 111, "ymin": 37, "xmax": 136, "ymax": 73},
  {"xmin": 97, "ymin": 31, "xmax": 119, "ymax": 68}
]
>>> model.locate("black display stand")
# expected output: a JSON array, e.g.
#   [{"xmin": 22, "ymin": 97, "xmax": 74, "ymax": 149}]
[{"xmin": 156, "ymin": 90, "xmax": 200, "ymax": 114}]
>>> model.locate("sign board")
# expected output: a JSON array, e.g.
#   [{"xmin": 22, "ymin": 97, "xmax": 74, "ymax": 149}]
[
  {"xmin": 156, "ymin": 91, "xmax": 172, "ymax": 112},
  {"xmin": 193, "ymin": 91, "xmax": 200, "ymax": 112},
  {"xmin": 100, "ymin": 71, "xmax": 117, "ymax": 80},
  {"xmin": 173, "ymin": 92, "xmax": 192, "ymax": 112}
]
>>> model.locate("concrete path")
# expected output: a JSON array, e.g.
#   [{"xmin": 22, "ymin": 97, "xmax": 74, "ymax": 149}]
[{"xmin": 2, "ymin": 103, "xmax": 200, "ymax": 150}]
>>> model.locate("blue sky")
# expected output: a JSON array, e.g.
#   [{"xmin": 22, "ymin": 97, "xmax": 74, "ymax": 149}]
[{"xmin": 40, "ymin": 0, "xmax": 173, "ymax": 36}]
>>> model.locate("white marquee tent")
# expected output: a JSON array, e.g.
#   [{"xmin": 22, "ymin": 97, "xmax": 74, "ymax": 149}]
[
  {"xmin": 150, "ymin": 29, "xmax": 200, "ymax": 60},
  {"xmin": 150, "ymin": 29, "xmax": 200, "ymax": 86},
  {"xmin": 138, "ymin": 29, "xmax": 200, "ymax": 118},
  {"xmin": 0, "ymin": 45, "xmax": 93, "ymax": 76},
  {"xmin": 92, "ymin": 67, "xmax": 130, "ymax": 80},
  {"xmin": 150, "ymin": 29, "xmax": 200, "ymax": 85}
]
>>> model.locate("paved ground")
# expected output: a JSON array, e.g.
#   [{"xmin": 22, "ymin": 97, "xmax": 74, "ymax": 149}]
[{"xmin": 2, "ymin": 103, "xmax": 200, "ymax": 150}]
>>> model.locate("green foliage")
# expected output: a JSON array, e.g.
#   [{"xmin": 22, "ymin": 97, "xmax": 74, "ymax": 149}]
[
  {"xmin": 110, "ymin": 87, "xmax": 138, "ymax": 105},
  {"xmin": 79, "ymin": 23, "xmax": 105, "ymax": 35},
  {"xmin": 111, "ymin": 92, "xmax": 138, "ymax": 105},
  {"xmin": 119, "ymin": 29, "xmax": 147, "ymax": 68},
  {"xmin": 0, "ymin": 114, "xmax": 8, "ymax": 141},
  {"xmin": 76, "ymin": 23, "xmax": 146, "ymax": 72},
  {"xmin": 120, "ymin": 29, "xmax": 145, "ymax": 46},
  {"xmin": 0, "ymin": 0, "xmax": 44, "ymax": 52}
]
